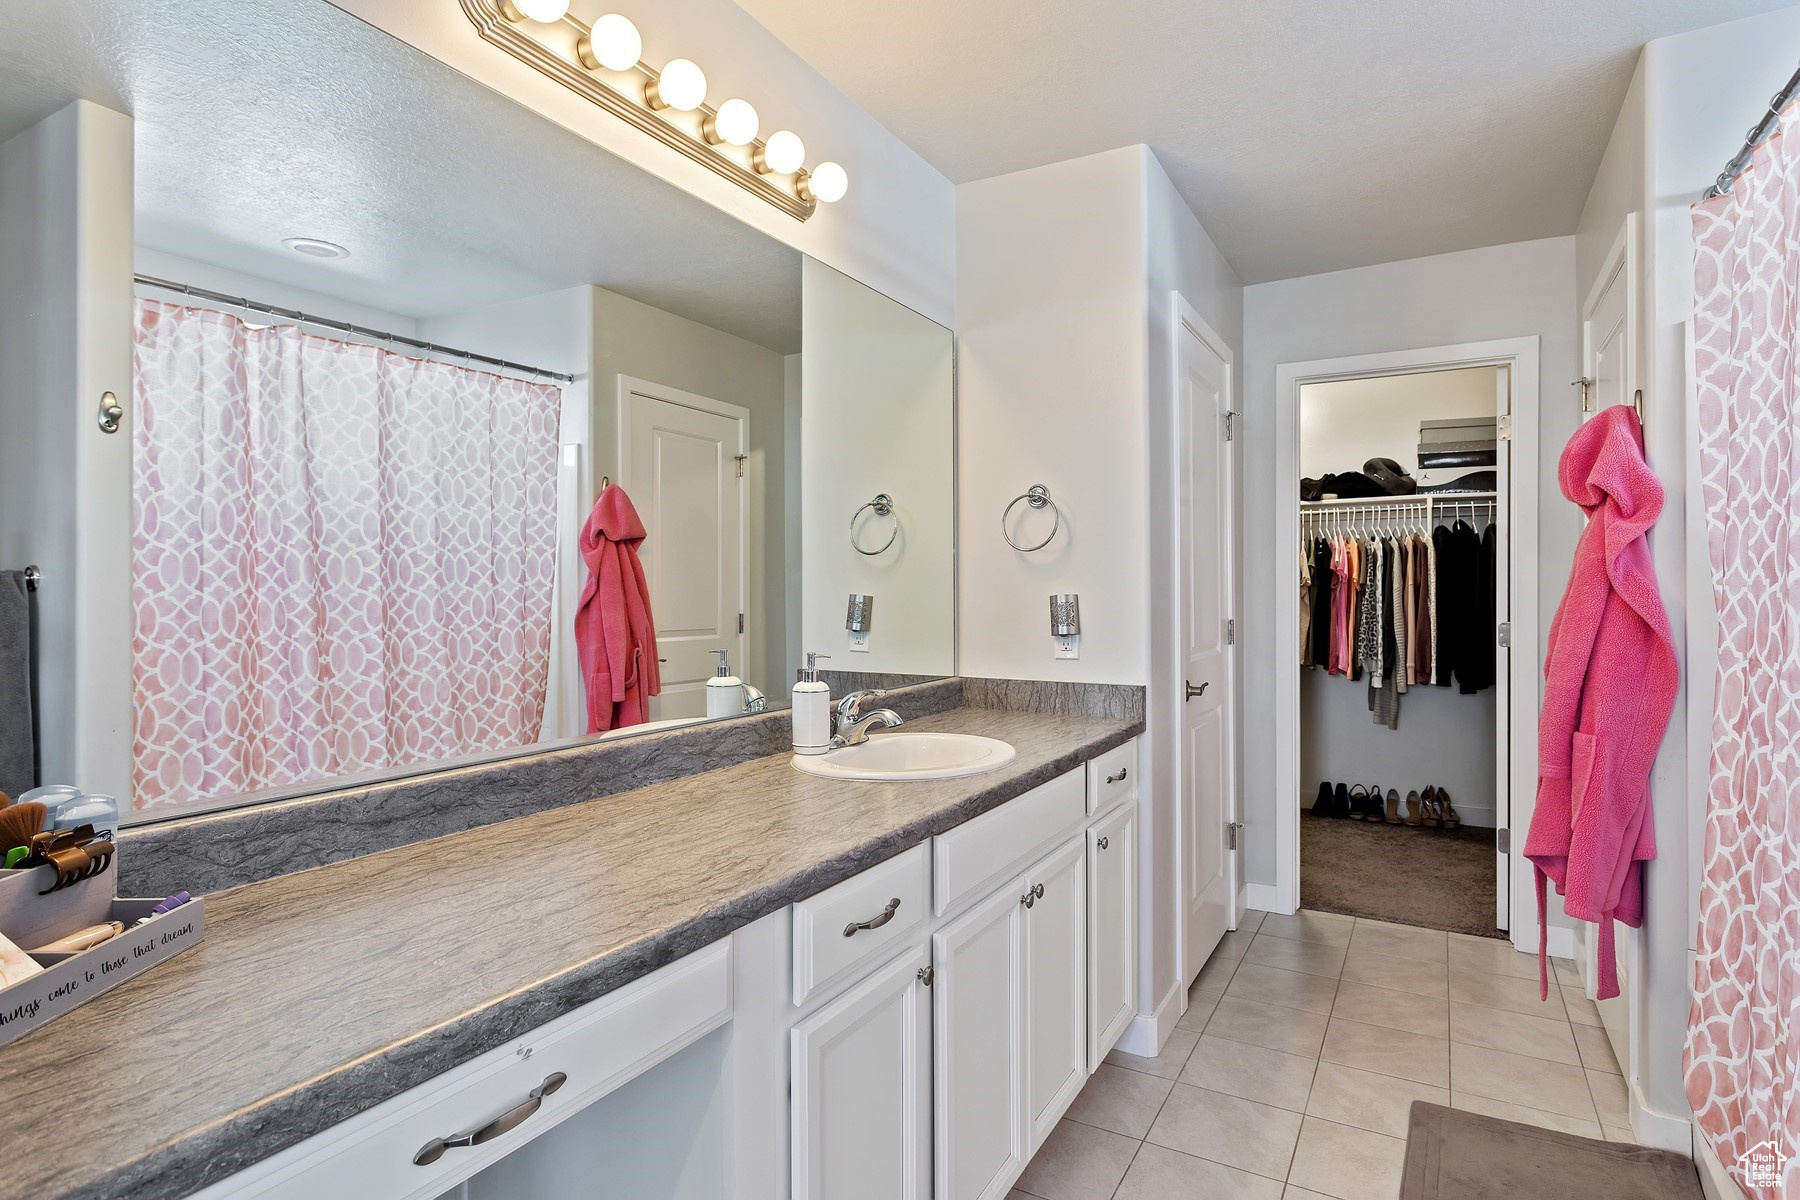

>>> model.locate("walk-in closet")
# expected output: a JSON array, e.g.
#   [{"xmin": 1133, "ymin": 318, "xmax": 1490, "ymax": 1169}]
[{"xmin": 1296, "ymin": 365, "xmax": 1509, "ymax": 937}]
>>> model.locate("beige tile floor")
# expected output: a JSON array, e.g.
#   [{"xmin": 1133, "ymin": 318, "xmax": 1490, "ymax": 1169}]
[{"xmin": 1009, "ymin": 909, "xmax": 1628, "ymax": 1200}]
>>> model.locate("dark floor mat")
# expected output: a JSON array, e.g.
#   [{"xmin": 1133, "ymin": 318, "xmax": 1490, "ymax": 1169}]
[
  {"xmin": 1301, "ymin": 811, "xmax": 1502, "ymax": 938},
  {"xmin": 1402, "ymin": 1102, "xmax": 1701, "ymax": 1200}
]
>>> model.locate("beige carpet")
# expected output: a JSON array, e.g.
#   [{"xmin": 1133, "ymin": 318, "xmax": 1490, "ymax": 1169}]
[
  {"xmin": 1301, "ymin": 811, "xmax": 1503, "ymax": 938},
  {"xmin": 1401, "ymin": 1102, "xmax": 1701, "ymax": 1200}
]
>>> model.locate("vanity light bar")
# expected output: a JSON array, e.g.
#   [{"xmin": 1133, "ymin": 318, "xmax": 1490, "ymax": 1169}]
[{"xmin": 463, "ymin": 0, "xmax": 848, "ymax": 220}]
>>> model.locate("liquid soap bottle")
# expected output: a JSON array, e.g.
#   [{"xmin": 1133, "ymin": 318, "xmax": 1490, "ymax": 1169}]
[
  {"xmin": 792, "ymin": 652, "xmax": 832, "ymax": 755},
  {"xmin": 705, "ymin": 649, "xmax": 746, "ymax": 719}
]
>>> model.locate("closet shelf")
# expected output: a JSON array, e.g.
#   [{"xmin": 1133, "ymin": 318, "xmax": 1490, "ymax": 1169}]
[{"xmin": 1299, "ymin": 491, "xmax": 1496, "ymax": 508}]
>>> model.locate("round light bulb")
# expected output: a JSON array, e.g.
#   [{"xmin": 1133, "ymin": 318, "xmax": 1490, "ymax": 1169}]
[
  {"xmin": 760, "ymin": 129, "xmax": 805, "ymax": 175},
  {"xmin": 583, "ymin": 13, "xmax": 641, "ymax": 71},
  {"xmin": 654, "ymin": 58, "xmax": 707, "ymax": 111},
  {"xmin": 712, "ymin": 98, "xmax": 759, "ymax": 146},
  {"xmin": 807, "ymin": 161, "xmax": 848, "ymax": 203},
  {"xmin": 510, "ymin": 0, "xmax": 570, "ymax": 21}
]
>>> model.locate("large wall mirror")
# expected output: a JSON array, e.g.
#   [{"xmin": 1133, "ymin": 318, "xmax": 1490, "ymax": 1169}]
[{"xmin": 0, "ymin": 0, "xmax": 956, "ymax": 823}]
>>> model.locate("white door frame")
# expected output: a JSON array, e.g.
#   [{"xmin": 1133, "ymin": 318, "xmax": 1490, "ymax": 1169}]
[
  {"xmin": 615, "ymin": 375, "xmax": 750, "ymax": 694},
  {"xmin": 1271, "ymin": 338, "xmax": 1540, "ymax": 945},
  {"xmin": 1170, "ymin": 296, "xmax": 1238, "ymax": 990}
]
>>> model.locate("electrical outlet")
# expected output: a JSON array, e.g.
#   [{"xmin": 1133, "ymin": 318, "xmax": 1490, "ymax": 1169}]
[
  {"xmin": 848, "ymin": 631, "xmax": 870, "ymax": 653},
  {"xmin": 1054, "ymin": 634, "xmax": 1080, "ymax": 660}
]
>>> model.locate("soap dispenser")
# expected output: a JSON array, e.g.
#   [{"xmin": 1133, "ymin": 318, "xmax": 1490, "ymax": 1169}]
[
  {"xmin": 705, "ymin": 649, "xmax": 746, "ymax": 719},
  {"xmin": 792, "ymin": 652, "xmax": 832, "ymax": 755}
]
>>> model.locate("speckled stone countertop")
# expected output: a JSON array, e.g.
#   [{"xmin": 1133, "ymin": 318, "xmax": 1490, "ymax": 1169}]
[{"xmin": 0, "ymin": 704, "xmax": 1140, "ymax": 1200}]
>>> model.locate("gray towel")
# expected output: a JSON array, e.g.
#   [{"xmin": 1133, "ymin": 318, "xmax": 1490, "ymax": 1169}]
[{"xmin": 0, "ymin": 570, "xmax": 35, "ymax": 797}]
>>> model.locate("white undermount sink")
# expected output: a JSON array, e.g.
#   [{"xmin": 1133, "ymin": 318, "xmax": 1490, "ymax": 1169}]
[{"xmin": 792, "ymin": 732, "xmax": 1018, "ymax": 781}]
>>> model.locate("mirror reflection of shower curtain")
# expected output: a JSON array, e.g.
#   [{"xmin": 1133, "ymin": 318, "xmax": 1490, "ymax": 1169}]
[{"xmin": 130, "ymin": 298, "xmax": 562, "ymax": 812}]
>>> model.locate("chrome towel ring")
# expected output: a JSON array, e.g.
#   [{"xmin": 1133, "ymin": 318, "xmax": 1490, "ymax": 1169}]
[
  {"xmin": 1002, "ymin": 484, "xmax": 1062, "ymax": 552},
  {"xmin": 851, "ymin": 493, "xmax": 899, "ymax": 555}
]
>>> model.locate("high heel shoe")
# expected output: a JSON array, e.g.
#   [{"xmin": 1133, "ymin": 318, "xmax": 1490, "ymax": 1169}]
[
  {"xmin": 1437, "ymin": 789, "xmax": 1461, "ymax": 830},
  {"xmin": 1421, "ymin": 786, "xmax": 1444, "ymax": 828},
  {"xmin": 1405, "ymin": 789, "xmax": 1424, "ymax": 827},
  {"xmin": 1384, "ymin": 788, "xmax": 1404, "ymax": 824},
  {"xmin": 1312, "ymin": 782, "xmax": 1334, "ymax": 817}
]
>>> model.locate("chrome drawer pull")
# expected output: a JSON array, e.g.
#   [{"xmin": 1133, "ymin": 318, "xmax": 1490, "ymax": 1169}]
[
  {"xmin": 1021, "ymin": 890, "xmax": 1035, "ymax": 909},
  {"xmin": 1097, "ymin": 835, "xmax": 1110, "ymax": 850},
  {"xmin": 413, "ymin": 1071, "xmax": 567, "ymax": 1166},
  {"xmin": 1106, "ymin": 767, "xmax": 1129, "ymax": 784},
  {"xmin": 844, "ymin": 897, "xmax": 902, "ymax": 937},
  {"xmin": 917, "ymin": 965, "xmax": 934, "ymax": 986}
]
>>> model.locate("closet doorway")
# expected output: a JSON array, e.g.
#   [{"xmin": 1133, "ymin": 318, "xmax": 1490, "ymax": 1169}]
[{"xmin": 1273, "ymin": 340, "xmax": 1540, "ymax": 943}]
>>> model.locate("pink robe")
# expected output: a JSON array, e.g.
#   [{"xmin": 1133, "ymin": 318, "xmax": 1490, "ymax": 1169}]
[
  {"xmin": 1525, "ymin": 405, "xmax": 1677, "ymax": 1000},
  {"xmin": 575, "ymin": 485, "xmax": 661, "ymax": 733}
]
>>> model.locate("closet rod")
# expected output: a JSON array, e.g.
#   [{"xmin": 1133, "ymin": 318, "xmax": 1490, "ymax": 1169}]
[
  {"xmin": 1705, "ymin": 60, "xmax": 1800, "ymax": 198},
  {"xmin": 133, "ymin": 274, "xmax": 577, "ymax": 385},
  {"xmin": 1300, "ymin": 491, "xmax": 1497, "ymax": 508}
]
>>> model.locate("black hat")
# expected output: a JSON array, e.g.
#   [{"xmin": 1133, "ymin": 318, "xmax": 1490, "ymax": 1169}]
[{"xmin": 1363, "ymin": 457, "xmax": 1418, "ymax": 495}]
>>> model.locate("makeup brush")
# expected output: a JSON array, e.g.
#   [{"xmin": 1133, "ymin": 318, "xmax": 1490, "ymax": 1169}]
[{"xmin": 0, "ymin": 803, "xmax": 46, "ymax": 855}]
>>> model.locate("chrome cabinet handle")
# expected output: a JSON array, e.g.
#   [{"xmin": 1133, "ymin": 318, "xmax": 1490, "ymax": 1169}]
[
  {"xmin": 1185, "ymin": 680, "xmax": 1209, "ymax": 701},
  {"xmin": 1097, "ymin": 835, "xmax": 1110, "ymax": 850},
  {"xmin": 1034, "ymin": 883, "xmax": 1045, "ymax": 899},
  {"xmin": 1021, "ymin": 890, "xmax": 1035, "ymax": 909},
  {"xmin": 844, "ymin": 897, "xmax": 901, "ymax": 937},
  {"xmin": 1106, "ymin": 767, "xmax": 1129, "ymax": 784},
  {"xmin": 917, "ymin": 965, "xmax": 934, "ymax": 987},
  {"xmin": 413, "ymin": 1071, "xmax": 567, "ymax": 1166}
]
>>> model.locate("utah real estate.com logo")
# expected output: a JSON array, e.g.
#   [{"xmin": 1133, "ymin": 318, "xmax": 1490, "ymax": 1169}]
[{"xmin": 1740, "ymin": 1138, "xmax": 1789, "ymax": 1190}]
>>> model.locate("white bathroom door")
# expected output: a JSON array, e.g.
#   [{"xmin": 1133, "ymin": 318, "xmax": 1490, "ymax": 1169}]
[
  {"xmin": 1176, "ymin": 303, "xmax": 1237, "ymax": 985},
  {"xmin": 619, "ymin": 379, "xmax": 747, "ymax": 722}
]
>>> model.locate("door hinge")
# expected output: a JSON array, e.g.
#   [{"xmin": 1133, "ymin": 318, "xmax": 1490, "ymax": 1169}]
[
  {"xmin": 1223, "ymin": 411, "xmax": 1238, "ymax": 442},
  {"xmin": 1497, "ymin": 621, "xmax": 1512, "ymax": 649},
  {"xmin": 1226, "ymin": 821, "xmax": 1243, "ymax": 851},
  {"xmin": 1497, "ymin": 414, "xmax": 1513, "ymax": 441},
  {"xmin": 1573, "ymin": 377, "xmax": 1594, "ymax": 413},
  {"xmin": 738, "ymin": 613, "xmax": 746, "ymax": 635},
  {"xmin": 1495, "ymin": 829, "xmax": 1510, "ymax": 854},
  {"xmin": 735, "ymin": 453, "xmax": 747, "ymax": 478},
  {"xmin": 1225, "ymin": 618, "xmax": 1235, "ymax": 646}
]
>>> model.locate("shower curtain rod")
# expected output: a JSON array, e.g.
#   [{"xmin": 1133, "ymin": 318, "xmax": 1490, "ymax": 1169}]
[
  {"xmin": 1704, "ymin": 60, "xmax": 1800, "ymax": 198},
  {"xmin": 133, "ymin": 274, "xmax": 577, "ymax": 385}
]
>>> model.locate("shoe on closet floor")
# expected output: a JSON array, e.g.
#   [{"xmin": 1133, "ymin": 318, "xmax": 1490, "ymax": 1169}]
[
  {"xmin": 1405, "ymin": 790, "xmax": 1424, "ymax": 826},
  {"xmin": 1437, "ymin": 788, "xmax": 1462, "ymax": 830},
  {"xmin": 1333, "ymin": 783, "xmax": 1351, "ymax": 818},
  {"xmin": 1384, "ymin": 789, "xmax": 1404, "ymax": 824},
  {"xmin": 1420, "ymin": 786, "xmax": 1444, "ymax": 828},
  {"xmin": 1312, "ymin": 782, "xmax": 1334, "ymax": 817},
  {"xmin": 1348, "ymin": 785, "xmax": 1371, "ymax": 820}
]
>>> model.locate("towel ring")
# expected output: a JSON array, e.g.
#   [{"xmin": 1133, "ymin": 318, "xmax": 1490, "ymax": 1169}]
[
  {"xmin": 851, "ymin": 493, "xmax": 899, "ymax": 556},
  {"xmin": 1002, "ymin": 484, "xmax": 1062, "ymax": 553}
]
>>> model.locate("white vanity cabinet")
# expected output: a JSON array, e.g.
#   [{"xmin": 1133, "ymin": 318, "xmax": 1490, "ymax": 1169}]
[
  {"xmin": 1023, "ymin": 834, "xmax": 1088, "ymax": 1149},
  {"xmin": 1086, "ymin": 784, "xmax": 1139, "ymax": 1070},
  {"xmin": 790, "ymin": 944, "xmax": 932, "ymax": 1200}
]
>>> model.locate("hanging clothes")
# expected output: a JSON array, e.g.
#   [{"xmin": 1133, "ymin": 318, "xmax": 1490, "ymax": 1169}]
[
  {"xmin": 1525, "ymin": 405, "xmax": 1677, "ymax": 1002},
  {"xmin": 1308, "ymin": 538, "xmax": 1333, "ymax": 668},
  {"xmin": 1299, "ymin": 539, "xmax": 1316, "ymax": 668},
  {"xmin": 576, "ymin": 484, "xmax": 662, "ymax": 733}
]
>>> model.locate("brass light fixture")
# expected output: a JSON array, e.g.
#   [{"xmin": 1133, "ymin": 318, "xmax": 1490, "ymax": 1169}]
[{"xmin": 463, "ymin": 0, "xmax": 848, "ymax": 221}]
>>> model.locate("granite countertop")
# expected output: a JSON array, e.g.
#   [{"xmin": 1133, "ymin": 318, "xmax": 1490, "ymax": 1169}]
[{"xmin": 0, "ymin": 704, "xmax": 1140, "ymax": 1200}]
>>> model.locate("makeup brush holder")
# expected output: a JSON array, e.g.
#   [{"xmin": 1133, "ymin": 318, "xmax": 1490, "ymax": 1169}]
[{"xmin": 0, "ymin": 851, "xmax": 204, "ymax": 1047}]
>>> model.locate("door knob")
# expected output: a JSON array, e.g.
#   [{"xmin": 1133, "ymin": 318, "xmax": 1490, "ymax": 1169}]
[{"xmin": 1185, "ymin": 680, "xmax": 1209, "ymax": 701}]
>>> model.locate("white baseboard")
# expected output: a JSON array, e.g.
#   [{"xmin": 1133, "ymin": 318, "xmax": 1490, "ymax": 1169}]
[
  {"xmin": 1243, "ymin": 882, "xmax": 1287, "ymax": 915},
  {"xmin": 1693, "ymin": 1122, "xmax": 1748, "ymax": 1200},
  {"xmin": 1625, "ymin": 1080, "xmax": 1692, "ymax": 1153},
  {"xmin": 1115, "ymin": 977, "xmax": 1183, "ymax": 1058},
  {"xmin": 1511, "ymin": 923, "xmax": 1576, "ymax": 961}
]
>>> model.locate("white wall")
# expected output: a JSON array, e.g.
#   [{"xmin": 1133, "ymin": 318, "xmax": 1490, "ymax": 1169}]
[
  {"xmin": 325, "ymin": 0, "xmax": 954, "ymax": 327},
  {"xmin": 0, "ymin": 100, "xmax": 134, "ymax": 800},
  {"xmin": 588, "ymin": 286, "xmax": 791, "ymax": 696},
  {"xmin": 1300, "ymin": 368, "xmax": 1497, "ymax": 486},
  {"xmin": 799, "ymin": 258, "xmax": 955, "ymax": 676},
  {"xmin": 1241, "ymin": 238, "xmax": 1582, "ymax": 897},
  {"xmin": 959, "ymin": 145, "xmax": 1246, "ymax": 1043},
  {"xmin": 135, "ymin": 247, "xmax": 422, "ymax": 337}
]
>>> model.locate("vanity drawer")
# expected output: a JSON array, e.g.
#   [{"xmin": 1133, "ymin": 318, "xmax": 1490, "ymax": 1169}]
[
  {"xmin": 933, "ymin": 768, "xmax": 1086, "ymax": 916},
  {"xmin": 1086, "ymin": 739, "xmax": 1138, "ymax": 815},
  {"xmin": 793, "ymin": 842, "xmax": 931, "ymax": 1005},
  {"xmin": 199, "ymin": 942, "xmax": 732, "ymax": 1200}
]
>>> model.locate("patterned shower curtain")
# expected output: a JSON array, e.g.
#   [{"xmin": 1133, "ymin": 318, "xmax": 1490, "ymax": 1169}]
[
  {"xmin": 131, "ymin": 298, "xmax": 562, "ymax": 811},
  {"xmin": 1687, "ymin": 102, "xmax": 1800, "ymax": 1199}
]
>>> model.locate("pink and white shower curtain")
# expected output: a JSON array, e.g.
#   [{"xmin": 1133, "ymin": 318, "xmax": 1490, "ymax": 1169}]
[
  {"xmin": 131, "ymin": 298, "xmax": 562, "ymax": 811},
  {"xmin": 1688, "ymin": 102, "xmax": 1800, "ymax": 1198}
]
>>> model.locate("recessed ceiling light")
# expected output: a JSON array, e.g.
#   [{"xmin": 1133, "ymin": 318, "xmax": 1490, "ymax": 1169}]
[{"xmin": 282, "ymin": 237, "xmax": 349, "ymax": 259}]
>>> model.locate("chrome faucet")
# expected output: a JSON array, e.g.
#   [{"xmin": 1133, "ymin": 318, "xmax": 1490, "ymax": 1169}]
[
  {"xmin": 742, "ymin": 683, "xmax": 767, "ymax": 714},
  {"xmin": 833, "ymin": 689, "xmax": 904, "ymax": 747}
]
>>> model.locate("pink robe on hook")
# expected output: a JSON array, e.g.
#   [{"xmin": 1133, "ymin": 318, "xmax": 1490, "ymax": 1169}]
[
  {"xmin": 575, "ymin": 485, "xmax": 661, "ymax": 733},
  {"xmin": 1525, "ymin": 405, "xmax": 1677, "ymax": 1001}
]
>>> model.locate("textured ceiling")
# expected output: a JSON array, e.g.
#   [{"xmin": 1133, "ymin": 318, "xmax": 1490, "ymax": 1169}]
[
  {"xmin": 734, "ymin": 0, "xmax": 1794, "ymax": 283},
  {"xmin": 1, "ymin": 0, "xmax": 802, "ymax": 350}
]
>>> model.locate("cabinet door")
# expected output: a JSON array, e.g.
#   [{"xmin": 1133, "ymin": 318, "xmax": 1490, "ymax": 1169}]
[
  {"xmin": 933, "ymin": 880, "xmax": 1026, "ymax": 1200},
  {"xmin": 1023, "ymin": 834, "xmax": 1088, "ymax": 1151},
  {"xmin": 791, "ymin": 945, "xmax": 932, "ymax": 1200},
  {"xmin": 1087, "ymin": 801, "xmax": 1138, "ymax": 1071}
]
